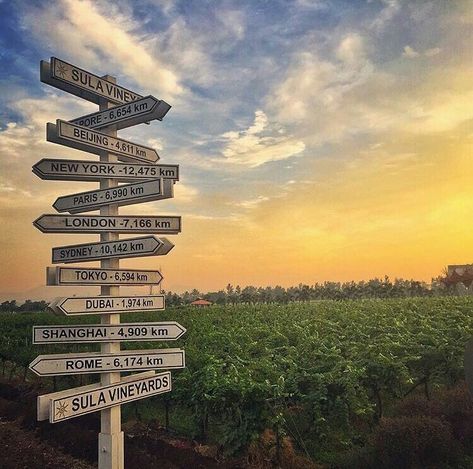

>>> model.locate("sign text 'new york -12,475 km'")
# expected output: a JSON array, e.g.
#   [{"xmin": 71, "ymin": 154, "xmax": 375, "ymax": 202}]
[
  {"xmin": 33, "ymin": 214, "xmax": 181, "ymax": 234},
  {"xmin": 32, "ymin": 159, "xmax": 179, "ymax": 182}
]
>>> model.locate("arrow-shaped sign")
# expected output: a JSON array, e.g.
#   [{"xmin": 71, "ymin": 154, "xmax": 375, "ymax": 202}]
[
  {"xmin": 33, "ymin": 322, "xmax": 186, "ymax": 344},
  {"xmin": 48, "ymin": 371, "xmax": 171, "ymax": 423},
  {"xmin": 52, "ymin": 236, "xmax": 174, "ymax": 264},
  {"xmin": 29, "ymin": 349, "xmax": 185, "ymax": 377},
  {"xmin": 46, "ymin": 266, "xmax": 163, "ymax": 286},
  {"xmin": 49, "ymin": 294, "xmax": 165, "ymax": 316},
  {"xmin": 38, "ymin": 371, "xmax": 156, "ymax": 421},
  {"xmin": 52, "ymin": 178, "xmax": 173, "ymax": 214},
  {"xmin": 47, "ymin": 120, "xmax": 160, "ymax": 164},
  {"xmin": 32, "ymin": 159, "xmax": 179, "ymax": 182},
  {"xmin": 41, "ymin": 57, "xmax": 142, "ymax": 105},
  {"xmin": 70, "ymin": 95, "xmax": 171, "ymax": 130},
  {"xmin": 33, "ymin": 214, "xmax": 181, "ymax": 234}
]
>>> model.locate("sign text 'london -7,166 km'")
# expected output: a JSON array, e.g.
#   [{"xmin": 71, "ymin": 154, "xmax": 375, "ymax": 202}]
[{"xmin": 33, "ymin": 214, "xmax": 181, "ymax": 234}]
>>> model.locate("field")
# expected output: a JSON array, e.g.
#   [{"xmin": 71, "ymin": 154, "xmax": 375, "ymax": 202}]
[{"xmin": 1, "ymin": 296, "xmax": 473, "ymax": 467}]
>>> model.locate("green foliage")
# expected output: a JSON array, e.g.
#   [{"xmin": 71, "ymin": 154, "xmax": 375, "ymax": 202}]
[{"xmin": 1, "ymin": 297, "xmax": 473, "ymax": 460}]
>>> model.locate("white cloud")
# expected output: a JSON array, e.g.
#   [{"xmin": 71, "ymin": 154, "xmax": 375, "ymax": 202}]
[
  {"xmin": 220, "ymin": 110, "xmax": 305, "ymax": 167},
  {"xmin": 402, "ymin": 45, "xmax": 420, "ymax": 58},
  {"xmin": 22, "ymin": 0, "xmax": 183, "ymax": 98},
  {"xmin": 425, "ymin": 47, "xmax": 441, "ymax": 57},
  {"xmin": 370, "ymin": 0, "xmax": 401, "ymax": 32}
]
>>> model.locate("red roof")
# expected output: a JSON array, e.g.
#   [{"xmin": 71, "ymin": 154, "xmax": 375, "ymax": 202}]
[{"xmin": 190, "ymin": 299, "xmax": 212, "ymax": 306}]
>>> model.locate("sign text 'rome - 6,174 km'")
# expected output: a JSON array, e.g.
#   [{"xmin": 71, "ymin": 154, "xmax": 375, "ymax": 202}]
[{"xmin": 31, "ymin": 56, "xmax": 185, "ymax": 469}]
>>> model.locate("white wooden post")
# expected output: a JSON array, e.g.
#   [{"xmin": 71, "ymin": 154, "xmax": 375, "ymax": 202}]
[{"xmin": 98, "ymin": 75, "xmax": 124, "ymax": 469}]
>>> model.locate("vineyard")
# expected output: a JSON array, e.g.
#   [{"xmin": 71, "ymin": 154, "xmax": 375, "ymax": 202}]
[{"xmin": 1, "ymin": 296, "xmax": 473, "ymax": 467}]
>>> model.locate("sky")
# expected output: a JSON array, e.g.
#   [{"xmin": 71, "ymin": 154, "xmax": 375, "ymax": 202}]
[{"xmin": 0, "ymin": 0, "xmax": 472, "ymax": 299}]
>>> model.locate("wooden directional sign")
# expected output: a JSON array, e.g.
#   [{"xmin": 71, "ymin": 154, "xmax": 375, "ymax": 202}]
[
  {"xmin": 49, "ymin": 371, "xmax": 171, "ymax": 423},
  {"xmin": 38, "ymin": 371, "xmax": 155, "ymax": 421},
  {"xmin": 46, "ymin": 266, "xmax": 163, "ymax": 286},
  {"xmin": 33, "ymin": 159, "xmax": 179, "ymax": 182},
  {"xmin": 33, "ymin": 214, "xmax": 181, "ymax": 234},
  {"xmin": 52, "ymin": 236, "xmax": 174, "ymax": 264},
  {"xmin": 53, "ymin": 179, "xmax": 173, "ymax": 214},
  {"xmin": 47, "ymin": 120, "xmax": 160, "ymax": 164},
  {"xmin": 33, "ymin": 322, "xmax": 186, "ymax": 344},
  {"xmin": 29, "ymin": 349, "xmax": 185, "ymax": 376},
  {"xmin": 41, "ymin": 57, "xmax": 142, "ymax": 105},
  {"xmin": 70, "ymin": 95, "xmax": 171, "ymax": 130},
  {"xmin": 49, "ymin": 295, "xmax": 165, "ymax": 316}
]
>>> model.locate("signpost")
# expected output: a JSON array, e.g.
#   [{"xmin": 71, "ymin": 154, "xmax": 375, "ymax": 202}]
[
  {"xmin": 53, "ymin": 178, "xmax": 173, "ymax": 213},
  {"xmin": 33, "ymin": 214, "xmax": 181, "ymax": 234},
  {"xmin": 46, "ymin": 266, "xmax": 163, "ymax": 286},
  {"xmin": 37, "ymin": 371, "xmax": 155, "ymax": 421},
  {"xmin": 52, "ymin": 236, "xmax": 174, "ymax": 263},
  {"xmin": 41, "ymin": 57, "xmax": 142, "ymax": 105},
  {"xmin": 29, "ymin": 349, "xmax": 185, "ymax": 376},
  {"xmin": 33, "ymin": 56, "xmax": 183, "ymax": 469},
  {"xmin": 48, "ymin": 295, "xmax": 165, "ymax": 315},
  {"xmin": 50, "ymin": 371, "xmax": 171, "ymax": 423},
  {"xmin": 70, "ymin": 95, "xmax": 171, "ymax": 130},
  {"xmin": 33, "ymin": 159, "xmax": 179, "ymax": 182},
  {"xmin": 47, "ymin": 120, "xmax": 160, "ymax": 164},
  {"xmin": 33, "ymin": 322, "xmax": 186, "ymax": 344}
]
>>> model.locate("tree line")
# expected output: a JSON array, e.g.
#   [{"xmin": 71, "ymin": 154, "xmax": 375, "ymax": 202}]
[
  {"xmin": 164, "ymin": 276, "xmax": 453, "ymax": 306},
  {"xmin": 0, "ymin": 275, "xmax": 459, "ymax": 312}
]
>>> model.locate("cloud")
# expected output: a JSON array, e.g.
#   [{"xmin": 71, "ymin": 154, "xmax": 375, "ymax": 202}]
[
  {"xmin": 220, "ymin": 110, "xmax": 305, "ymax": 167},
  {"xmin": 370, "ymin": 0, "xmax": 401, "ymax": 32},
  {"xmin": 402, "ymin": 45, "xmax": 420, "ymax": 58},
  {"xmin": 22, "ymin": 0, "xmax": 183, "ymax": 98}
]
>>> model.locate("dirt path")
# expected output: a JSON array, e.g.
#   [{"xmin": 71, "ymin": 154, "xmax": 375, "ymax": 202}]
[{"xmin": 0, "ymin": 378, "xmax": 241, "ymax": 469}]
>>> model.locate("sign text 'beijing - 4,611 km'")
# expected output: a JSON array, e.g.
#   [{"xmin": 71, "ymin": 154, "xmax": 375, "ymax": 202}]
[{"xmin": 47, "ymin": 120, "xmax": 160, "ymax": 164}]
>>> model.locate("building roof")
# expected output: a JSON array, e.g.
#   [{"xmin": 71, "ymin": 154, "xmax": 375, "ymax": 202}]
[{"xmin": 190, "ymin": 298, "xmax": 213, "ymax": 306}]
